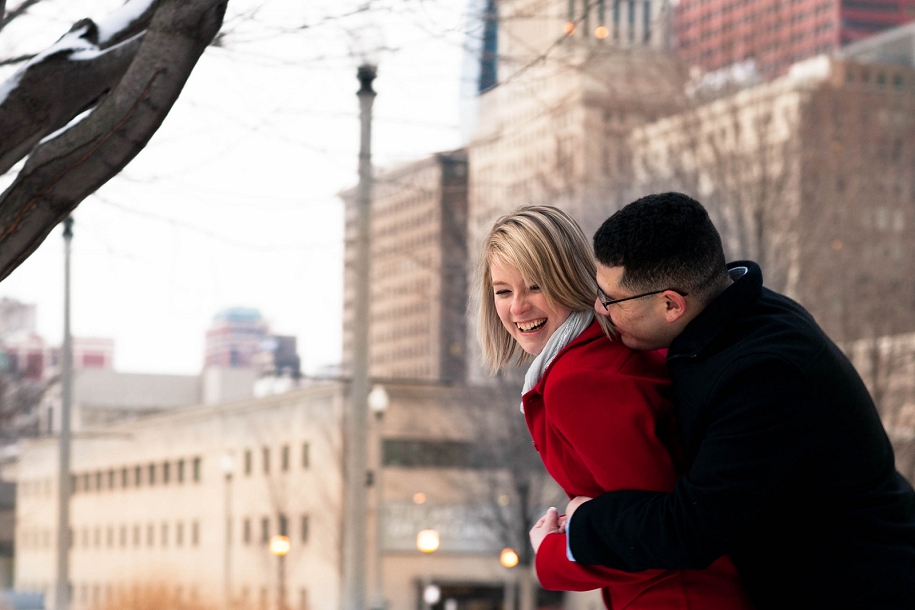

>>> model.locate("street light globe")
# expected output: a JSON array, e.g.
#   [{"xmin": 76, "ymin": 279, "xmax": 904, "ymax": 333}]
[
  {"xmin": 269, "ymin": 535, "xmax": 291, "ymax": 556},
  {"xmin": 219, "ymin": 453, "xmax": 235, "ymax": 475},
  {"xmin": 416, "ymin": 529, "xmax": 440, "ymax": 553},
  {"xmin": 423, "ymin": 584, "xmax": 441, "ymax": 605},
  {"xmin": 368, "ymin": 384, "xmax": 390, "ymax": 415},
  {"xmin": 500, "ymin": 548, "xmax": 519, "ymax": 568}
]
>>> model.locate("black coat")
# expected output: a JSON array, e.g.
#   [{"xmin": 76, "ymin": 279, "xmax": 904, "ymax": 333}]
[{"xmin": 568, "ymin": 261, "xmax": 915, "ymax": 609}]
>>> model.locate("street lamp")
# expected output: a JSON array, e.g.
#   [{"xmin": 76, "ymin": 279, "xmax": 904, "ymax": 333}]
[
  {"xmin": 416, "ymin": 529, "xmax": 439, "ymax": 610},
  {"xmin": 270, "ymin": 535, "xmax": 291, "ymax": 610},
  {"xmin": 220, "ymin": 453, "xmax": 235, "ymax": 610},
  {"xmin": 369, "ymin": 385, "xmax": 389, "ymax": 610},
  {"xmin": 500, "ymin": 548, "xmax": 519, "ymax": 610}
]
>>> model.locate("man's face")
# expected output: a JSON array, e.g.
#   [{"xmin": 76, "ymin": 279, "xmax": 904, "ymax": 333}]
[{"xmin": 593, "ymin": 263, "xmax": 676, "ymax": 351}]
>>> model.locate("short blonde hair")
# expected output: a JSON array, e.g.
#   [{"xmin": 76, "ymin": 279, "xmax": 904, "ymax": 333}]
[{"xmin": 477, "ymin": 206, "xmax": 613, "ymax": 373}]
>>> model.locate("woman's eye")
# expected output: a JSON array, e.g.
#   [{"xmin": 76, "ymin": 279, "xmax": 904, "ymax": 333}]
[
  {"xmin": 495, "ymin": 289, "xmax": 510, "ymax": 296},
  {"xmin": 529, "ymin": 285, "xmax": 540, "ymax": 291}
]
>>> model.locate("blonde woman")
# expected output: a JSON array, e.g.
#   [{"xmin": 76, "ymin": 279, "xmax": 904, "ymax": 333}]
[{"xmin": 478, "ymin": 206, "xmax": 752, "ymax": 609}]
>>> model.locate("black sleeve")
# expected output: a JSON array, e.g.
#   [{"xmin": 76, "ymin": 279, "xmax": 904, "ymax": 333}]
[{"xmin": 568, "ymin": 358, "xmax": 813, "ymax": 570}]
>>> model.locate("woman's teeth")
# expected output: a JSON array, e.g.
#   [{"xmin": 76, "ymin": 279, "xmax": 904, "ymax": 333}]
[{"xmin": 517, "ymin": 318, "xmax": 546, "ymax": 332}]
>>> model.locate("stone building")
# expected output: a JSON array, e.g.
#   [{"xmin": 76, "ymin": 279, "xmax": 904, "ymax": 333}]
[{"xmin": 340, "ymin": 150, "xmax": 469, "ymax": 383}]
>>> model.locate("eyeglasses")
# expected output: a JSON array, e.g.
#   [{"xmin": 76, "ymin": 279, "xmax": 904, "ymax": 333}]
[{"xmin": 598, "ymin": 287, "xmax": 688, "ymax": 310}]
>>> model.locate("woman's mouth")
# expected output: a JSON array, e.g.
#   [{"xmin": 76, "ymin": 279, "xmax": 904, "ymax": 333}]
[{"xmin": 516, "ymin": 318, "xmax": 547, "ymax": 333}]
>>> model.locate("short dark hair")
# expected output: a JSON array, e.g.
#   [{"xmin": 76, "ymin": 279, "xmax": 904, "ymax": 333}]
[{"xmin": 593, "ymin": 192, "xmax": 729, "ymax": 303}]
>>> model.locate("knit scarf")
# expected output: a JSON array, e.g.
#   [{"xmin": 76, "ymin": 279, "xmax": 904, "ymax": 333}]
[{"xmin": 520, "ymin": 309, "xmax": 594, "ymax": 412}]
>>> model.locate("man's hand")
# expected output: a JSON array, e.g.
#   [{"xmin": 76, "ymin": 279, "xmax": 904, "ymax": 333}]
[
  {"xmin": 565, "ymin": 495, "xmax": 593, "ymax": 525},
  {"xmin": 529, "ymin": 506, "xmax": 562, "ymax": 553}
]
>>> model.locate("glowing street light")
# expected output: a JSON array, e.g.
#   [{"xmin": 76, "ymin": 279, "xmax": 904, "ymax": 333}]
[
  {"xmin": 416, "ymin": 529, "xmax": 440, "ymax": 554},
  {"xmin": 500, "ymin": 548, "xmax": 519, "ymax": 569},
  {"xmin": 270, "ymin": 535, "xmax": 291, "ymax": 556}
]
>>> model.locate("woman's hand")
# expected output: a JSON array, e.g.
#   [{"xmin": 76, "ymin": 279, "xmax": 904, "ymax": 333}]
[{"xmin": 529, "ymin": 506, "xmax": 562, "ymax": 553}]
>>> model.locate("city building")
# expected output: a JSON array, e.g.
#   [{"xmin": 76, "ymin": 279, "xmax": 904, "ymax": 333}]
[
  {"xmin": 204, "ymin": 308, "xmax": 270, "ymax": 369},
  {"xmin": 674, "ymin": 0, "xmax": 915, "ymax": 81},
  {"xmin": 0, "ymin": 298, "xmax": 36, "ymax": 341},
  {"xmin": 841, "ymin": 17, "xmax": 915, "ymax": 65},
  {"xmin": 340, "ymin": 150, "xmax": 469, "ymax": 383},
  {"xmin": 14, "ymin": 381, "xmax": 600, "ymax": 610}
]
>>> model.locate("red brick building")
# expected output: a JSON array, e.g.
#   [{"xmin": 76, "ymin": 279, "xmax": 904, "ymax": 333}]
[{"xmin": 676, "ymin": 0, "xmax": 915, "ymax": 80}]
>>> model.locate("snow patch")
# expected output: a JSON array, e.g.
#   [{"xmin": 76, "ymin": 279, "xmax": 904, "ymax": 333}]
[
  {"xmin": 69, "ymin": 31, "xmax": 146, "ymax": 61},
  {"xmin": 0, "ymin": 71, "xmax": 23, "ymax": 107},
  {"xmin": 96, "ymin": 0, "xmax": 156, "ymax": 45},
  {"xmin": 38, "ymin": 107, "xmax": 97, "ymax": 145}
]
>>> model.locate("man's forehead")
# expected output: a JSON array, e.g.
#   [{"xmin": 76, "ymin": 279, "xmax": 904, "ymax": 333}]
[{"xmin": 595, "ymin": 263, "xmax": 625, "ymax": 285}]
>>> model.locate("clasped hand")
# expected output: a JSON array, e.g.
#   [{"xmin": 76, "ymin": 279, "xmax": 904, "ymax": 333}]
[{"xmin": 528, "ymin": 496, "xmax": 592, "ymax": 553}]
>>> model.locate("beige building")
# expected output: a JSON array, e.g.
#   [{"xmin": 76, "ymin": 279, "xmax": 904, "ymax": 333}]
[
  {"xmin": 341, "ymin": 151, "xmax": 469, "ymax": 383},
  {"xmin": 14, "ymin": 380, "xmax": 602, "ymax": 610},
  {"xmin": 627, "ymin": 55, "xmax": 915, "ymax": 344}
]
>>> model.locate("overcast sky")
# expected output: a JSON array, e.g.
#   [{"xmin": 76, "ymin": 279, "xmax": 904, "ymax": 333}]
[{"xmin": 0, "ymin": 0, "xmax": 473, "ymax": 375}]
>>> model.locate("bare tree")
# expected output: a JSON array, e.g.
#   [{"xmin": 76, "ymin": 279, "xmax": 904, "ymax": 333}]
[{"xmin": 0, "ymin": 0, "xmax": 227, "ymax": 281}]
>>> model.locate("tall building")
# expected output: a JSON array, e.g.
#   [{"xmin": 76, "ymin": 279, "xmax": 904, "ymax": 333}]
[
  {"xmin": 675, "ymin": 0, "xmax": 915, "ymax": 81},
  {"xmin": 203, "ymin": 308, "xmax": 269, "ymax": 369},
  {"xmin": 340, "ymin": 150, "xmax": 469, "ymax": 383}
]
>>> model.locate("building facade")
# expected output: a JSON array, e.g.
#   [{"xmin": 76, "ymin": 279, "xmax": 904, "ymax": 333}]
[
  {"xmin": 204, "ymin": 308, "xmax": 270, "ymax": 370},
  {"xmin": 341, "ymin": 151, "xmax": 469, "ymax": 383},
  {"xmin": 675, "ymin": 0, "xmax": 915, "ymax": 81}
]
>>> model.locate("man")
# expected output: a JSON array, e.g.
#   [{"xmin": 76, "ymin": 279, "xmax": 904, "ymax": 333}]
[{"xmin": 532, "ymin": 193, "xmax": 915, "ymax": 608}]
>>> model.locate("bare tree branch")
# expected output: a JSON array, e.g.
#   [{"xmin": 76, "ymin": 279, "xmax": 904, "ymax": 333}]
[
  {"xmin": 0, "ymin": 0, "xmax": 41, "ymax": 35},
  {"xmin": 0, "ymin": 0, "xmax": 228, "ymax": 281}
]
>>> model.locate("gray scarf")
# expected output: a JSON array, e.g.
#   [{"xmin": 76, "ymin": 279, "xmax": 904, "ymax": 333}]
[{"xmin": 520, "ymin": 310, "xmax": 594, "ymax": 412}]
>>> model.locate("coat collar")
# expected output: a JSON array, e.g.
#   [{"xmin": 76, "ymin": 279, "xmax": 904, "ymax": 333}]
[{"xmin": 668, "ymin": 261, "xmax": 762, "ymax": 359}]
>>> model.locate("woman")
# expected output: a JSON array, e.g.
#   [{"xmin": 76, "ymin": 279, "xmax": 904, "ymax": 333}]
[{"xmin": 477, "ymin": 206, "xmax": 752, "ymax": 609}]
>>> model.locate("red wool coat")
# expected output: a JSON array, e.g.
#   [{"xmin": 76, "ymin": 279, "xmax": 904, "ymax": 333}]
[{"xmin": 523, "ymin": 321, "xmax": 753, "ymax": 610}]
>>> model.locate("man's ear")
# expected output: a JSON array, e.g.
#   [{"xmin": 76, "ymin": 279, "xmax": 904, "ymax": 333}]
[{"xmin": 661, "ymin": 291, "xmax": 688, "ymax": 324}]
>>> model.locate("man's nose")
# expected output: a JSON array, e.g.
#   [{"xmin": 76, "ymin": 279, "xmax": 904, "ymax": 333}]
[{"xmin": 594, "ymin": 297, "xmax": 609, "ymax": 317}]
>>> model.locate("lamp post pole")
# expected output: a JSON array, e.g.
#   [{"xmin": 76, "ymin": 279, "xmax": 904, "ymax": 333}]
[
  {"xmin": 221, "ymin": 453, "xmax": 235, "ymax": 610},
  {"xmin": 369, "ymin": 385, "xmax": 389, "ymax": 610},
  {"xmin": 269, "ymin": 535, "xmax": 290, "ymax": 610},
  {"xmin": 55, "ymin": 216, "xmax": 74, "ymax": 610},
  {"xmin": 342, "ymin": 63, "xmax": 377, "ymax": 610}
]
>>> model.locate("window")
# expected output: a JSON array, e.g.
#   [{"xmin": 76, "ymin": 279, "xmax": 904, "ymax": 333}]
[
  {"xmin": 243, "ymin": 519, "xmax": 251, "ymax": 544},
  {"xmin": 262, "ymin": 448, "xmax": 270, "ymax": 474},
  {"xmin": 147, "ymin": 524, "xmax": 155, "ymax": 547},
  {"xmin": 192, "ymin": 521, "xmax": 199, "ymax": 546},
  {"xmin": 302, "ymin": 443, "xmax": 310, "ymax": 469},
  {"xmin": 133, "ymin": 525, "xmax": 140, "ymax": 547},
  {"xmin": 121, "ymin": 468, "xmax": 128, "ymax": 488},
  {"xmin": 383, "ymin": 439, "xmax": 488, "ymax": 468},
  {"xmin": 161, "ymin": 523, "xmax": 169, "ymax": 547},
  {"xmin": 300, "ymin": 516, "xmax": 309, "ymax": 543},
  {"xmin": 96, "ymin": 471, "xmax": 103, "ymax": 490},
  {"xmin": 163, "ymin": 462, "xmax": 170, "ymax": 484},
  {"xmin": 261, "ymin": 517, "xmax": 270, "ymax": 544},
  {"xmin": 176, "ymin": 523, "xmax": 184, "ymax": 546},
  {"xmin": 119, "ymin": 525, "xmax": 127, "ymax": 547},
  {"xmin": 106, "ymin": 526, "xmax": 113, "ymax": 547},
  {"xmin": 193, "ymin": 457, "xmax": 201, "ymax": 482},
  {"xmin": 281, "ymin": 445, "xmax": 290, "ymax": 472},
  {"xmin": 299, "ymin": 589, "xmax": 309, "ymax": 610},
  {"xmin": 279, "ymin": 513, "xmax": 288, "ymax": 537},
  {"xmin": 178, "ymin": 460, "xmax": 185, "ymax": 483},
  {"xmin": 149, "ymin": 464, "xmax": 156, "ymax": 486},
  {"xmin": 244, "ymin": 450, "xmax": 252, "ymax": 475},
  {"xmin": 108, "ymin": 470, "xmax": 115, "ymax": 489},
  {"xmin": 135, "ymin": 466, "xmax": 142, "ymax": 487}
]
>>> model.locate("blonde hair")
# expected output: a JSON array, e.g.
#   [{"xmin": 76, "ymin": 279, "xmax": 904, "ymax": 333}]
[{"xmin": 477, "ymin": 206, "xmax": 614, "ymax": 373}]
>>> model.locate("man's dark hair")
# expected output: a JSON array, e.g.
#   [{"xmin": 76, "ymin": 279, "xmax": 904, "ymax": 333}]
[{"xmin": 593, "ymin": 192, "xmax": 729, "ymax": 303}]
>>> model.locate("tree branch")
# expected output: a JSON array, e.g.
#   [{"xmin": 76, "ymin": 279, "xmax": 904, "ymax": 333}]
[
  {"xmin": 0, "ymin": 0, "xmax": 228, "ymax": 281},
  {"xmin": 0, "ymin": 0, "xmax": 41, "ymax": 35}
]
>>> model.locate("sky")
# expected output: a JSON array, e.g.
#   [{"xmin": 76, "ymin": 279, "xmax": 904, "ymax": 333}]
[{"xmin": 0, "ymin": 0, "xmax": 474, "ymax": 375}]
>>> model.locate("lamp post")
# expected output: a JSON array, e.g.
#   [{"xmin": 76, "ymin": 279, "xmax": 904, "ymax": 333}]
[
  {"xmin": 368, "ymin": 385, "xmax": 389, "ymax": 610},
  {"xmin": 269, "ymin": 535, "xmax": 291, "ymax": 610},
  {"xmin": 342, "ymin": 62, "xmax": 377, "ymax": 610},
  {"xmin": 500, "ymin": 548, "xmax": 519, "ymax": 610},
  {"xmin": 220, "ymin": 453, "xmax": 235, "ymax": 610},
  {"xmin": 416, "ymin": 529, "xmax": 439, "ymax": 610},
  {"xmin": 55, "ymin": 216, "xmax": 74, "ymax": 610}
]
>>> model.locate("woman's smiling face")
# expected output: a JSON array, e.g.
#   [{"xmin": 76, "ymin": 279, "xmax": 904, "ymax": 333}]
[{"xmin": 490, "ymin": 258, "xmax": 572, "ymax": 356}]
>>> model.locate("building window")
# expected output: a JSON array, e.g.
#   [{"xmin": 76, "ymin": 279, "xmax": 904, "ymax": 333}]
[
  {"xmin": 178, "ymin": 459, "xmax": 185, "ymax": 483},
  {"xmin": 133, "ymin": 525, "xmax": 140, "ymax": 547},
  {"xmin": 161, "ymin": 523, "xmax": 168, "ymax": 547},
  {"xmin": 106, "ymin": 526, "xmax": 113, "ymax": 548},
  {"xmin": 149, "ymin": 464, "xmax": 156, "ymax": 486},
  {"xmin": 176, "ymin": 523, "xmax": 184, "ymax": 547},
  {"xmin": 262, "ymin": 447, "xmax": 270, "ymax": 474},
  {"xmin": 96, "ymin": 472, "xmax": 103, "ymax": 490},
  {"xmin": 108, "ymin": 470, "xmax": 115, "ymax": 489},
  {"xmin": 300, "ymin": 516, "xmax": 309, "ymax": 543},
  {"xmin": 121, "ymin": 468, "xmax": 128, "ymax": 488},
  {"xmin": 261, "ymin": 517, "xmax": 270, "ymax": 544},
  {"xmin": 83, "ymin": 473, "xmax": 90, "ymax": 492},
  {"xmin": 147, "ymin": 524, "xmax": 155, "ymax": 547},
  {"xmin": 302, "ymin": 443, "xmax": 310, "ymax": 469},
  {"xmin": 299, "ymin": 589, "xmax": 309, "ymax": 610},
  {"xmin": 135, "ymin": 466, "xmax": 142, "ymax": 487},
  {"xmin": 193, "ymin": 457, "xmax": 201, "ymax": 482},
  {"xmin": 279, "ymin": 513, "xmax": 288, "ymax": 537},
  {"xmin": 163, "ymin": 462, "xmax": 170, "ymax": 484},
  {"xmin": 243, "ymin": 519, "xmax": 251, "ymax": 545},
  {"xmin": 281, "ymin": 445, "xmax": 290, "ymax": 472},
  {"xmin": 244, "ymin": 450, "xmax": 252, "ymax": 475},
  {"xmin": 192, "ymin": 521, "xmax": 199, "ymax": 546},
  {"xmin": 119, "ymin": 525, "xmax": 127, "ymax": 547}
]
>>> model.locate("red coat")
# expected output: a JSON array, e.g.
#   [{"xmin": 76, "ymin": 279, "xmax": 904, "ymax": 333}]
[{"xmin": 523, "ymin": 321, "xmax": 753, "ymax": 610}]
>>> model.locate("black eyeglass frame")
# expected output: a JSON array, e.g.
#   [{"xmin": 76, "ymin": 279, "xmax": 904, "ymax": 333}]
[{"xmin": 598, "ymin": 287, "xmax": 688, "ymax": 310}]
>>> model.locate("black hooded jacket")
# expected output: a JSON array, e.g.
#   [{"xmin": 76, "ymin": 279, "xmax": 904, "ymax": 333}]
[{"xmin": 568, "ymin": 261, "xmax": 915, "ymax": 609}]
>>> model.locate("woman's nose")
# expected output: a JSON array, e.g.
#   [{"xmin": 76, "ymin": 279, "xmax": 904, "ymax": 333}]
[{"xmin": 510, "ymin": 293, "xmax": 530, "ymax": 315}]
